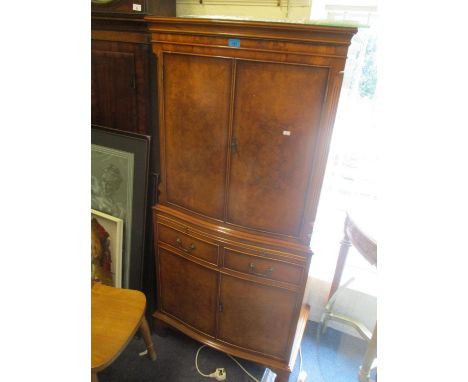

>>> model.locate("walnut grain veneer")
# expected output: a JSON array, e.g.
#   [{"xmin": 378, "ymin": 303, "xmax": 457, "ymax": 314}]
[{"xmin": 147, "ymin": 17, "xmax": 357, "ymax": 382}]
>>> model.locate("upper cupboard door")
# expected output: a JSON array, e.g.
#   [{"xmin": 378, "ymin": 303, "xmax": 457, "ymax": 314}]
[
  {"xmin": 162, "ymin": 54, "xmax": 232, "ymax": 220},
  {"xmin": 91, "ymin": 50, "xmax": 138, "ymax": 132},
  {"xmin": 227, "ymin": 61, "xmax": 329, "ymax": 238}
]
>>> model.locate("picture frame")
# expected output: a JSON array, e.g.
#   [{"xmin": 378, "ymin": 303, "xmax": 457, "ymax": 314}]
[
  {"xmin": 92, "ymin": 125, "xmax": 151, "ymax": 290},
  {"xmin": 91, "ymin": 209, "xmax": 123, "ymax": 288}
]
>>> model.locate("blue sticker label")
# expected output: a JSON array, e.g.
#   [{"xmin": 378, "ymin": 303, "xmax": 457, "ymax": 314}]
[{"xmin": 228, "ymin": 39, "xmax": 241, "ymax": 48}]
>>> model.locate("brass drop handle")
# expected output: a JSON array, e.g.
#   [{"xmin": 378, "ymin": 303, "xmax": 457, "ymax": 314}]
[
  {"xmin": 249, "ymin": 262, "xmax": 274, "ymax": 277},
  {"xmin": 176, "ymin": 237, "xmax": 196, "ymax": 254}
]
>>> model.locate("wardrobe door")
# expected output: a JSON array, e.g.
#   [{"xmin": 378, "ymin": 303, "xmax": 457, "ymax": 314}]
[
  {"xmin": 218, "ymin": 274, "xmax": 298, "ymax": 359},
  {"xmin": 91, "ymin": 48, "xmax": 138, "ymax": 132},
  {"xmin": 162, "ymin": 53, "xmax": 232, "ymax": 220},
  {"xmin": 158, "ymin": 248, "xmax": 219, "ymax": 336},
  {"xmin": 227, "ymin": 60, "xmax": 329, "ymax": 238}
]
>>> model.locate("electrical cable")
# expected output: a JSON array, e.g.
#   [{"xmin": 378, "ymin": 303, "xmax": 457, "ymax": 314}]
[
  {"xmin": 195, "ymin": 345, "xmax": 213, "ymax": 377},
  {"xmin": 226, "ymin": 353, "xmax": 260, "ymax": 382},
  {"xmin": 299, "ymin": 346, "xmax": 303, "ymax": 377},
  {"xmin": 296, "ymin": 345, "xmax": 308, "ymax": 381},
  {"xmin": 194, "ymin": 344, "xmax": 260, "ymax": 382}
]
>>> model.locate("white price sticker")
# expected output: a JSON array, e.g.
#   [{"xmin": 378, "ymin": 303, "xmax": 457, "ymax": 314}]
[
  {"xmin": 133, "ymin": 3, "xmax": 142, "ymax": 11},
  {"xmin": 282, "ymin": 130, "xmax": 291, "ymax": 136}
]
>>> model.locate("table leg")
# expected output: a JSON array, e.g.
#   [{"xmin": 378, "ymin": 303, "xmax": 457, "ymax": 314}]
[
  {"xmin": 359, "ymin": 324, "xmax": 377, "ymax": 382},
  {"xmin": 328, "ymin": 225, "xmax": 351, "ymax": 301},
  {"xmin": 321, "ymin": 218, "xmax": 352, "ymax": 333},
  {"xmin": 91, "ymin": 372, "xmax": 99, "ymax": 382},
  {"xmin": 140, "ymin": 316, "xmax": 157, "ymax": 361}
]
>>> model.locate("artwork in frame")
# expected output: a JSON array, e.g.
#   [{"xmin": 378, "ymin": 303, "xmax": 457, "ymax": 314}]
[
  {"xmin": 92, "ymin": 125, "xmax": 150, "ymax": 290},
  {"xmin": 91, "ymin": 209, "xmax": 123, "ymax": 288}
]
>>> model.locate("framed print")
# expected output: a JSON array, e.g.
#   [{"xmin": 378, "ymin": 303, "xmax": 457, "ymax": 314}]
[
  {"xmin": 92, "ymin": 125, "xmax": 150, "ymax": 290},
  {"xmin": 91, "ymin": 209, "xmax": 123, "ymax": 288}
]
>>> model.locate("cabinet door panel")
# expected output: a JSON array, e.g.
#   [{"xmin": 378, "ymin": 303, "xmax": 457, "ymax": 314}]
[
  {"xmin": 218, "ymin": 274, "xmax": 298, "ymax": 359},
  {"xmin": 227, "ymin": 61, "xmax": 329, "ymax": 237},
  {"xmin": 158, "ymin": 248, "xmax": 218, "ymax": 336},
  {"xmin": 91, "ymin": 50, "xmax": 137, "ymax": 132},
  {"xmin": 163, "ymin": 54, "xmax": 232, "ymax": 219}
]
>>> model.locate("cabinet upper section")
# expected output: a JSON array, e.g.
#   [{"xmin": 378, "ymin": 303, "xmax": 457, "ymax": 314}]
[
  {"xmin": 145, "ymin": 16, "xmax": 357, "ymax": 60},
  {"xmin": 147, "ymin": 17, "xmax": 357, "ymax": 245}
]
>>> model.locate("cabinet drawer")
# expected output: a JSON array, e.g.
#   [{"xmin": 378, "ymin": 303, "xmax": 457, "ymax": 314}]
[
  {"xmin": 158, "ymin": 223, "xmax": 218, "ymax": 265},
  {"xmin": 224, "ymin": 249, "xmax": 303, "ymax": 285}
]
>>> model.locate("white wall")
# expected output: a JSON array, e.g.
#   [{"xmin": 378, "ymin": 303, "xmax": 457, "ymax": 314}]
[
  {"xmin": 304, "ymin": 275, "xmax": 376, "ymax": 338},
  {"xmin": 176, "ymin": 0, "xmax": 312, "ymax": 22}
]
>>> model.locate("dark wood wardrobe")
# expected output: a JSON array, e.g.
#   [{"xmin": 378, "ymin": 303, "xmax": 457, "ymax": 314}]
[{"xmin": 91, "ymin": 0, "xmax": 175, "ymax": 317}]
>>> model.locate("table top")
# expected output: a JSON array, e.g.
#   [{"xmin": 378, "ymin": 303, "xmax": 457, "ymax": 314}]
[
  {"xmin": 346, "ymin": 207, "xmax": 377, "ymax": 243},
  {"xmin": 346, "ymin": 212, "xmax": 377, "ymax": 266},
  {"xmin": 91, "ymin": 283, "xmax": 146, "ymax": 372}
]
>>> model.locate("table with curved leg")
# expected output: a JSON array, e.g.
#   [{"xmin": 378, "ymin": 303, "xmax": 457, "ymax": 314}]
[
  {"xmin": 91, "ymin": 282, "xmax": 157, "ymax": 381},
  {"xmin": 321, "ymin": 213, "xmax": 377, "ymax": 382}
]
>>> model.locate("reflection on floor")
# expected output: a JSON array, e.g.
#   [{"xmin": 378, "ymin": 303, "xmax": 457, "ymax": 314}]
[
  {"xmin": 298, "ymin": 321, "xmax": 369, "ymax": 382},
  {"xmin": 98, "ymin": 321, "xmax": 371, "ymax": 382}
]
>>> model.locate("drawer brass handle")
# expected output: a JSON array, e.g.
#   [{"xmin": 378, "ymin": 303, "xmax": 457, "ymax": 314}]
[
  {"xmin": 249, "ymin": 262, "xmax": 274, "ymax": 277},
  {"xmin": 176, "ymin": 237, "xmax": 196, "ymax": 254}
]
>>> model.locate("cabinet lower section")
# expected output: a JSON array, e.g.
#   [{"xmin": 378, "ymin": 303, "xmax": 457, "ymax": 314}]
[
  {"xmin": 153, "ymin": 303, "xmax": 310, "ymax": 377},
  {"xmin": 153, "ymin": 204, "xmax": 312, "ymax": 378}
]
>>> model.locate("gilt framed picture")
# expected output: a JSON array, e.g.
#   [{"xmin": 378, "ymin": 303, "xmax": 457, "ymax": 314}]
[
  {"xmin": 91, "ymin": 209, "xmax": 123, "ymax": 288},
  {"xmin": 91, "ymin": 125, "xmax": 150, "ymax": 290}
]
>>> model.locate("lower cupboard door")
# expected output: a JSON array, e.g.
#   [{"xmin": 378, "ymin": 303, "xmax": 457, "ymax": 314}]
[
  {"xmin": 159, "ymin": 248, "xmax": 218, "ymax": 336},
  {"xmin": 218, "ymin": 274, "xmax": 298, "ymax": 359}
]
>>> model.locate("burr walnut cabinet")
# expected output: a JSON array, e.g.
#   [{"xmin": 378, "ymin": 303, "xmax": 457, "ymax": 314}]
[{"xmin": 147, "ymin": 16, "xmax": 357, "ymax": 381}]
